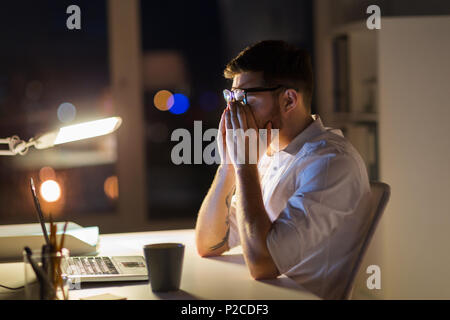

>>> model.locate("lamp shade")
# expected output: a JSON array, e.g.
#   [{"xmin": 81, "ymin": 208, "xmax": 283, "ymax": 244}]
[{"xmin": 34, "ymin": 117, "xmax": 122, "ymax": 149}]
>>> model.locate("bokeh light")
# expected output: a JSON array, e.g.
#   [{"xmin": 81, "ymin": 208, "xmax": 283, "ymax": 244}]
[
  {"xmin": 40, "ymin": 180, "xmax": 61, "ymax": 203},
  {"xmin": 39, "ymin": 166, "xmax": 56, "ymax": 181},
  {"xmin": 104, "ymin": 175, "xmax": 119, "ymax": 200},
  {"xmin": 169, "ymin": 93, "xmax": 190, "ymax": 115},
  {"xmin": 153, "ymin": 90, "xmax": 174, "ymax": 111},
  {"xmin": 57, "ymin": 102, "xmax": 77, "ymax": 123}
]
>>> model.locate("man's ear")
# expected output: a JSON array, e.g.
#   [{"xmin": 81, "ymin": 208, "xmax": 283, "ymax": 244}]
[{"xmin": 282, "ymin": 89, "xmax": 299, "ymax": 113}]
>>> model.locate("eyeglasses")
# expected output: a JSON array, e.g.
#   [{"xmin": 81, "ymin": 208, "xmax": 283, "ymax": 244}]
[{"xmin": 223, "ymin": 85, "xmax": 284, "ymax": 105}]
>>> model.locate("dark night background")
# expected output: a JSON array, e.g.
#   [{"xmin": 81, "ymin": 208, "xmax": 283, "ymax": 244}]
[{"xmin": 0, "ymin": 0, "xmax": 313, "ymax": 224}]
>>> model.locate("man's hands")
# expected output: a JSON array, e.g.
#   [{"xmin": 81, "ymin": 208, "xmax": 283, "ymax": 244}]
[
  {"xmin": 217, "ymin": 107, "xmax": 234, "ymax": 176},
  {"xmin": 223, "ymin": 102, "xmax": 274, "ymax": 170}
]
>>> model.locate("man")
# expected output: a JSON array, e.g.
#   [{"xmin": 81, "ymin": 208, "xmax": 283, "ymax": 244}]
[{"xmin": 195, "ymin": 40, "xmax": 371, "ymax": 299}]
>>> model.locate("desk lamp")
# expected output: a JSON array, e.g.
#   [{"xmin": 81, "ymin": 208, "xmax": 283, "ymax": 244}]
[{"xmin": 0, "ymin": 117, "xmax": 122, "ymax": 156}]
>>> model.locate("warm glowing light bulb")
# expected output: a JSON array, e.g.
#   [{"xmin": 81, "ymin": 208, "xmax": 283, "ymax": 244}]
[{"xmin": 40, "ymin": 180, "xmax": 61, "ymax": 202}]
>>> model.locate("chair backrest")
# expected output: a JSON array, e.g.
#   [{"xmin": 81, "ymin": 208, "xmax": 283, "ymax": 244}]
[{"xmin": 341, "ymin": 181, "xmax": 391, "ymax": 300}]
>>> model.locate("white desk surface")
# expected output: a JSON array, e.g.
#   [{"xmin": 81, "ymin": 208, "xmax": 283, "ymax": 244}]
[{"xmin": 0, "ymin": 229, "xmax": 319, "ymax": 300}]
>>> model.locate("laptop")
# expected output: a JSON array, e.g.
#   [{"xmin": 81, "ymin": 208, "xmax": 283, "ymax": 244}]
[
  {"xmin": 29, "ymin": 178, "xmax": 148, "ymax": 283},
  {"xmin": 62, "ymin": 255, "xmax": 148, "ymax": 283}
]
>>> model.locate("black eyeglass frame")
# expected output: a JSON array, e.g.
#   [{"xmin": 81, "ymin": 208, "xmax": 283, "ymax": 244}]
[{"xmin": 223, "ymin": 85, "xmax": 286, "ymax": 105}]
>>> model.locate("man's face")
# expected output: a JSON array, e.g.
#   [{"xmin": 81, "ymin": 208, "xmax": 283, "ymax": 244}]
[{"xmin": 231, "ymin": 72, "xmax": 282, "ymax": 130}]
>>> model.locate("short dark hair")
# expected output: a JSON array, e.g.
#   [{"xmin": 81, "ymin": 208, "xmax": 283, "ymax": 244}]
[{"xmin": 224, "ymin": 40, "xmax": 313, "ymax": 110}]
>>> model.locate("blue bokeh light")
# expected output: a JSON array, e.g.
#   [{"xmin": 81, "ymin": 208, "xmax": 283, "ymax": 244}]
[
  {"xmin": 169, "ymin": 93, "xmax": 190, "ymax": 115},
  {"xmin": 57, "ymin": 102, "xmax": 77, "ymax": 123}
]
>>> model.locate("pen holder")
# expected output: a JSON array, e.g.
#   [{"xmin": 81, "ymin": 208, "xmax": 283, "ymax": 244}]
[{"xmin": 23, "ymin": 248, "xmax": 70, "ymax": 300}]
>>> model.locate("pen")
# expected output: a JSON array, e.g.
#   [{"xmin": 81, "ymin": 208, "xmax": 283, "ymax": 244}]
[
  {"xmin": 41, "ymin": 244, "xmax": 48, "ymax": 299},
  {"xmin": 30, "ymin": 178, "xmax": 50, "ymax": 246},
  {"xmin": 60, "ymin": 221, "xmax": 69, "ymax": 250}
]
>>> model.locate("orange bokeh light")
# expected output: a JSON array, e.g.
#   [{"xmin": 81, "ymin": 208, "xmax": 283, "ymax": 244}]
[
  {"xmin": 153, "ymin": 90, "xmax": 174, "ymax": 111},
  {"xmin": 104, "ymin": 176, "xmax": 119, "ymax": 200},
  {"xmin": 39, "ymin": 166, "xmax": 56, "ymax": 181}
]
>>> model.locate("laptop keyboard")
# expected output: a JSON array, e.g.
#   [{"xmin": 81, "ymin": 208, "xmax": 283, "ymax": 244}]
[{"xmin": 65, "ymin": 257, "xmax": 119, "ymax": 276}]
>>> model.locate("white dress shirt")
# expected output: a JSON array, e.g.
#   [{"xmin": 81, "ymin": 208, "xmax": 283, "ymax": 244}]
[{"xmin": 227, "ymin": 115, "xmax": 371, "ymax": 299}]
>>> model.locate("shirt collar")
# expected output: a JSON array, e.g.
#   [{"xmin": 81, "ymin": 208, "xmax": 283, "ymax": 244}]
[{"xmin": 278, "ymin": 114, "xmax": 327, "ymax": 156}]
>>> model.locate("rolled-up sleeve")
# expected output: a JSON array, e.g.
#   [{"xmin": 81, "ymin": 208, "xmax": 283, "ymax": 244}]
[{"xmin": 266, "ymin": 153, "xmax": 363, "ymax": 274}]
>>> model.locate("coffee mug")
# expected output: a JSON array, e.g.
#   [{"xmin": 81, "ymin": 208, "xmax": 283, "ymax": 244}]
[{"xmin": 143, "ymin": 243, "xmax": 185, "ymax": 292}]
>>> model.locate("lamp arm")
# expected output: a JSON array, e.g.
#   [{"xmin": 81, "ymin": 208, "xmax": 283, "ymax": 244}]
[{"xmin": 0, "ymin": 136, "xmax": 35, "ymax": 156}]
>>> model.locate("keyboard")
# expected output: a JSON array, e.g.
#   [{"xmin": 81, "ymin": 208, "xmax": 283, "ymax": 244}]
[
  {"xmin": 65, "ymin": 257, "xmax": 119, "ymax": 276},
  {"xmin": 61, "ymin": 255, "xmax": 148, "ymax": 282}
]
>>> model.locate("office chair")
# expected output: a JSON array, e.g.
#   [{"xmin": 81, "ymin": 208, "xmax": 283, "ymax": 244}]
[{"xmin": 341, "ymin": 181, "xmax": 391, "ymax": 300}]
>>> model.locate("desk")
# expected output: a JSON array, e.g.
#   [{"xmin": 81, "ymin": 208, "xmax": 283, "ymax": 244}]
[{"xmin": 0, "ymin": 229, "xmax": 319, "ymax": 300}]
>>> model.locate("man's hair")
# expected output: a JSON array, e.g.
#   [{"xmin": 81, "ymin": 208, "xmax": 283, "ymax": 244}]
[{"xmin": 224, "ymin": 40, "xmax": 313, "ymax": 110}]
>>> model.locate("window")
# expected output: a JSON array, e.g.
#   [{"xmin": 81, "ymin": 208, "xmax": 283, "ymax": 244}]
[
  {"xmin": 0, "ymin": 0, "xmax": 313, "ymax": 232},
  {"xmin": 0, "ymin": 1, "xmax": 117, "ymax": 224}
]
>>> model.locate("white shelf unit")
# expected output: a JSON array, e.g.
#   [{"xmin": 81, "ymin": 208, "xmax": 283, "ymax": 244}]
[
  {"xmin": 316, "ymin": 12, "xmax": 450, "ymax": 299},
  {"xmin": 320, "ymin": 21, "xmax": 380, "ymax": 180}
]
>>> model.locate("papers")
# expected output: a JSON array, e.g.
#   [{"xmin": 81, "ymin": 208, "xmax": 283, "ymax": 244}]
[{"xmin": 0, "ymin": 222, "xmax": 99, "ymax": 260}]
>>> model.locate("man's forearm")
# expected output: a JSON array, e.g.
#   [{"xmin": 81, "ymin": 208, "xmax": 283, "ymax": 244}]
[
  {"xmin": 234, "ymin": 165, "xmax": 279, "ymax": 279},
  {"xmin": 195, "ymin": 165, "xmax": 235, "ymax": 256}
]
